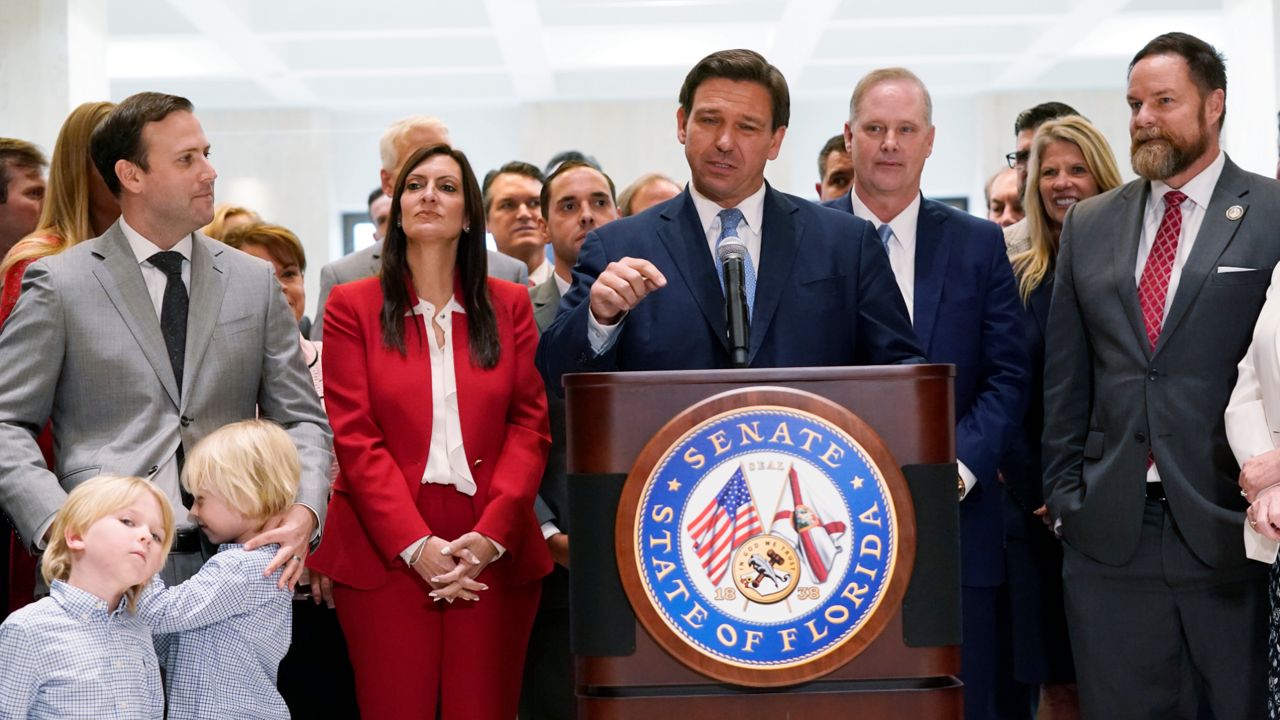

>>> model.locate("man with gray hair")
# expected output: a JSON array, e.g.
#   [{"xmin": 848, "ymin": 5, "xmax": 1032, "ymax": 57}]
[
  {"xmin": 0, "ymin": 139, "xmax": 47, "ymax": 259},
  {"xmin": 310, "ymin": 115, "xmax": 527, "ymax": 339},
  {"xmin": 825, "ymin": 66, "xmax": 1029, "ymax": 720}
]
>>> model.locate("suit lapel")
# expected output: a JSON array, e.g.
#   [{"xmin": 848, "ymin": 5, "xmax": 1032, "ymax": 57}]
[
  {"xmin": 180, "ymin": 235, "xmax": 229, "ymax": 409},
  {"xmin": 369, "ymin": 242, "xmax": 383, "ymax": 277},
  {"xmin": 748, "ymin": 185, "xmax": 799, "ymax": 363},
  {"xmin": 1111, "ymin": 181, "xmax": 1153, "ymax": 356},
  {"xmin": 530, "ymin": 277, "xmax": 561, "ymax": 333},
  {"xmin": 1156, "ymin": 158, "xmax": 1249, "ymax": 356},
  {"xmin": 90, "ymin": 224, "xmax": 181, "ymax": 408},
  {"xmin": 911, "ymin": 200, "xmax": 949, "ymax": 353},
  {"xmin": 658, "ymin": 192, "xmax": 728, "ymax": 353}
]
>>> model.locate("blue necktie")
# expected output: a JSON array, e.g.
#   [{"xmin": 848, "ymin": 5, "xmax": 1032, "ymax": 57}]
[
  {"xmin": 877, "ymin": 223, "xmax": 894, "ymax": 256},
  {"xmin": 717, "ymin": 208, "xmax": 756, "ymax": 318}
]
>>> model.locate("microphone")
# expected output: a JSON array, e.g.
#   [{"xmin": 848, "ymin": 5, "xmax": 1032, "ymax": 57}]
[{"xmin": 717, "ymin": 236, "xmax": 750, "ymax": 368}]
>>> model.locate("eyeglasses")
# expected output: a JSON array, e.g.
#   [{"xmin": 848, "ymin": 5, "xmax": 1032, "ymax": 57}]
[{"xmin": 1005, "ymin": 150, "xmax": 1030, "ymax": 169}]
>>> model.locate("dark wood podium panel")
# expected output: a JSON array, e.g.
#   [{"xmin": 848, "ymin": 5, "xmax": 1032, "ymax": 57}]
[
  {"xmin": 578, "ymin": 681, "xmax": 963, "ymax": 720},
  {"xmin": 579, "ymin": 613, "xmax": 959, "ymax": 687},
  {"xmin": 564, "ymin": 365, "xmax": 959, "ymax": 719},
  {"xmin": 563, "ymin": 365, "xmax": 955, "ymax": 474}
]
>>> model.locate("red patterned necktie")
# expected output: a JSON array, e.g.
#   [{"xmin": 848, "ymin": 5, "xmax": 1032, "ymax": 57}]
[{"xmin": 1137, "ymin": 190, "xmax": 1188, "ymax": 351}]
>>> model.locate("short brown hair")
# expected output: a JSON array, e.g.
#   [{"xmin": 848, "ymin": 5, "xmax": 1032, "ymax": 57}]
[
  {"xmin": 1130, "ymin": 32, "xmax": 1227, "ymax": 130},
  {"xmin": 222, "ymin": 221, "xmax": 307, "ymax": 273},
  {"xmin": 90, "ymin": 92, "xmax": 194, "ymax": 196},
  {"xmin": 817, "ymin": 134, "xmax": 847, "ymax": 178},
  {"xmin": 540, "ymin": 161, "xmax": 616, "ymax": 220},
  {"xmin": 482, "ymin": 161, "xmax": 544, "ymax": 214},
  {"xmin": 679, "ymin": 49, "xmax": 790, "ymax": 131},
  {"xmin": 0, "ymin": 138, "xmax": 47, "ymax": 203}
]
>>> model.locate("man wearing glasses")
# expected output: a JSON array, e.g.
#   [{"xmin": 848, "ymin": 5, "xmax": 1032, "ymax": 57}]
[{"xmin": 1003, "ymin": 102, "xmax": 1080, "ymax": 257}]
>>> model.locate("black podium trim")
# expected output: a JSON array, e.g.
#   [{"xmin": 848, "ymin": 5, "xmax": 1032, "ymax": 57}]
[
  {"xmin": 568, "ymin": 472, "xmax": 635, "ymax": 656},
  {"xmin": 582, "ymin": 674, "xmax": 960, "ymax": 698},
  {"xmin": 900, "ymin": 463, "xmax": 962, "ymax": 647}
]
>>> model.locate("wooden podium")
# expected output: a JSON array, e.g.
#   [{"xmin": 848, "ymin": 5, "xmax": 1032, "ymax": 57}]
[{"xmin": 563, "ymin": 365, "xmax": 962, "ymax": 719}]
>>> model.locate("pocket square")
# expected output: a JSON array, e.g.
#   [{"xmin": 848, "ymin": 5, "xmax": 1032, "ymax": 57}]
[{"xmin": 1217, "ymin": 266, "xmax": 1257, "ymax": 273}]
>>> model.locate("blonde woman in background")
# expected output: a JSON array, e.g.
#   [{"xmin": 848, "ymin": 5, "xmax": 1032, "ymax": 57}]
[
  {"xmin": 0, "ymin": 100, "xmax": 118, "ymax": 618},
  {"xmin": 0, "ymin": 101, "xmax": 117, "ymax": 321},
  {"xmin": 1001, "ymin": 115, "xmax": 1121, "ymax": 719},
  {"xmin": 201, "ymin": 203, "xmax": 260, "ymax": 239}
]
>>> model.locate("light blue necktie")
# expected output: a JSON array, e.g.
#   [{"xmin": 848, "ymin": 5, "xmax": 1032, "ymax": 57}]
[
  {"xmin": 877, "ymin": 223, "xmax": 894, "ymax": 256},
  {"xmin": 716, "ymin": 208, "xmax": 756, "ymax": 318}
]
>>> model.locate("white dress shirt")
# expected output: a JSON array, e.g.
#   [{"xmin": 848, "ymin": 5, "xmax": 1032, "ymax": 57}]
[
  {"xmin": 1139, "ymin": 150, "xmax": 1226, "ymax": 486},
  {"xmin": 849, "ymin": 190, "xmax": 977, "ymax": 497},
  {"xmin": 849, "ymin": 191, "xmax": 920, "ymax": 324},
  {"xmin": 398, "ymin": 297, "xmax": 503, "ymax": 564},
  {"xmin": 122, "ymin": 218, "xmax": 194, "ymax": 527},
  {"xmin": 587, "ymin": 182, "xmax": 767, "ymax": 354},
  {"xmin": 528, "ymin": 258, "xmax": 554, "ymax": 287}
]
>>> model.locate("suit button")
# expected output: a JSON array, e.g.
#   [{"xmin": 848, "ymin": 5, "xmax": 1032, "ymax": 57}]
[
  {"xmin": 180, "ymin": 416, "xmax": 192, "ymax": 427},
  {"xmin": 1147, "ymin": 369, "xmax": 1159, "ymax": 381},
  {"xmin": 1135, "ymin": 432, "xmax": 1146, "ymax": 444}
]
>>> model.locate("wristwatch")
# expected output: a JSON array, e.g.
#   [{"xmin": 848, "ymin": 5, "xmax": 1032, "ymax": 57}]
[{"xmin": 957, "ymin": 472, "xmax": 966, "ymax": 499}]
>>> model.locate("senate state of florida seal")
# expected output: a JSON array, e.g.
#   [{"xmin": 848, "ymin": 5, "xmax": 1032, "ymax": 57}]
[{"xmin": 616, "ymin": 387, "xmax": 916, "ymax": 687}]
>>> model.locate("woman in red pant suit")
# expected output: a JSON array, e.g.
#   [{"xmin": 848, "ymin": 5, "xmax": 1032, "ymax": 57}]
[{"xmin": 308, "ymin": 143, "xmax": 551, "ymax": 720}]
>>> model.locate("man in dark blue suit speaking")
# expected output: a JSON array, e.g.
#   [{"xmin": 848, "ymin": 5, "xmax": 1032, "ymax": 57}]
[
  {"xmin": 825, "ymin": 68, "xmax": 1029, "ymax": 719},
  {"xmin": 536, "ymin": 49, "xmax": 922, "ymax": 387}
]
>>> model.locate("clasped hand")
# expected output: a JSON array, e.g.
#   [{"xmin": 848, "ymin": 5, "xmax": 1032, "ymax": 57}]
[{"xmin": 410, "ymin": 532, "xmax": 498, "ymax": 603}]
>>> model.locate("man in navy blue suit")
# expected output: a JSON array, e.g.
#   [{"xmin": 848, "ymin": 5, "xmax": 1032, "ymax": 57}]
[
  {"xmin": 536, "ymin": 49, "xmax": 922, "ymax": 387},
  {"xmin": 825, "ymin": 67, "xmax": 1029, "ymax": 720}
]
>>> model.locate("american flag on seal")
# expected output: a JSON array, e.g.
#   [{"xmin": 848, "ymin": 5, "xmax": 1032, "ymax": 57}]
[{"xmin": 686, "ymin": 466, "xmax": 763, "ymax": 585}]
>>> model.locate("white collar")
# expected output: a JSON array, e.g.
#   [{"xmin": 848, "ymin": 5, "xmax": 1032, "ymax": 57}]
[
  {"xmin": 406, "ymin": 295, "xmax": 466, "ymax": 317},
  {"xmin": 1150, "ymin": 149, "xmax": 1225, "ymax": 211},
  {"xmin": 848, "ymin": 189, "xmax": 922, "ymax": 250},
  {"xmin": 553, "ymin": 271, "xmax": 571, "ymax": 298},
  {"xmin": 120, "ymin": 217, "xmax": 193, "ymax": 266},
  {"xmin": 688, "ymin": 182, "xmax": 766, "ymax": 238}
]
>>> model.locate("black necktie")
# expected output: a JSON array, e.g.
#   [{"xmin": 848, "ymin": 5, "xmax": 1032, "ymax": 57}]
[{"xmin": 147, "ymin": 251, "xmax": 188, "ymax": 392}]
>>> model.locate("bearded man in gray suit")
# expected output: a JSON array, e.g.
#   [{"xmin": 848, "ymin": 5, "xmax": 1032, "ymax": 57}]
[
  {"xmin": 310, "ymin": 115, "xmax": 526, "ymax": 340},
  {"xmin": 0, "ymin": 92, "xmax": 331, "ymax": 588},
  {"xmin": 1043, "ymin": 33, "xmax": 1280, "ymax": 718}
]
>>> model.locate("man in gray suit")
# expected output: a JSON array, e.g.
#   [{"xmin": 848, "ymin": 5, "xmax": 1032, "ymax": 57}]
[
  {"xmin": 0, "ymin": 92, "xmax": 331, "ymax": 588},
  {"xmin": 310, "ymin": 115, "xmax": 526, "ymax": 340},
  {"xmin": 520, "ymin": 160, "xmax": 618, "ymax": 720},
  {"xmin": 1043, "ymin": 33, "xmax": 1280, "ymax": 718}
]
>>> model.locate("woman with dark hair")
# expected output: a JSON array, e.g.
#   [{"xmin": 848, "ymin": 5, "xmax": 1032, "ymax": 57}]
[{"xmin": 308, "ymin": 144, "xmax": 551, "ymax": 720}]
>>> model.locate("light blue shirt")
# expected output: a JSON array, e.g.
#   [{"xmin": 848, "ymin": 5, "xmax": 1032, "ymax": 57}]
[
  {"xmin": 0, "ymin": 580, "xmax": 163, "ymax": 720},
  {"xmin": 138, "ymin": 544, "xmax": 292, "ymax": 720}
]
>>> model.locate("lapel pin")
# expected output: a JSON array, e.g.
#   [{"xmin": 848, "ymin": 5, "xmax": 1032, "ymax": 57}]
[{"xmin": 1226, "ymin": 205, "xmax": 1245, "ymax": 221}]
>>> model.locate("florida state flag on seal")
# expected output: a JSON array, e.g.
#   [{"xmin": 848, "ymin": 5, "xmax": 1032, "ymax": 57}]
[{"xmin": 771, "ymin": 466, "xmax": 847, "ymax": 583}]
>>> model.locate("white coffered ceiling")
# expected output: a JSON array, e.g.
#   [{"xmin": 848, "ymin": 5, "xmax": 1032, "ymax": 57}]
[{"xmin": 105, "ymin": 0, "xmax": 1230, "ymax": 109}]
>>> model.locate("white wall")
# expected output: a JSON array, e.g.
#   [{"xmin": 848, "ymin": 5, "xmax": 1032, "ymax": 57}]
[{"xmin": 198, "ymin": 109, "xmax": 335, "ymax": 313}]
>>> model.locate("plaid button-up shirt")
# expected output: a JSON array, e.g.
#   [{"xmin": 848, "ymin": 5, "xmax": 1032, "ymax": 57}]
[
  {"xmin": 138, "ymin": 544, "xmax": 292, "ymax": 720},
  {"xmin": 0, "ymin": 580, "xmax": 163, "ymax": 719}
]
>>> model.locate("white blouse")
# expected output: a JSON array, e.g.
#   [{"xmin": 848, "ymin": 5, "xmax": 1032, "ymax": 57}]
[
  {"xmin": 398, "ymin": 296, "xmax": 503, "ymax": 565},
  {"xmin": 411, "ymin": 296, "xmax": 477, "ymax": 496}
]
